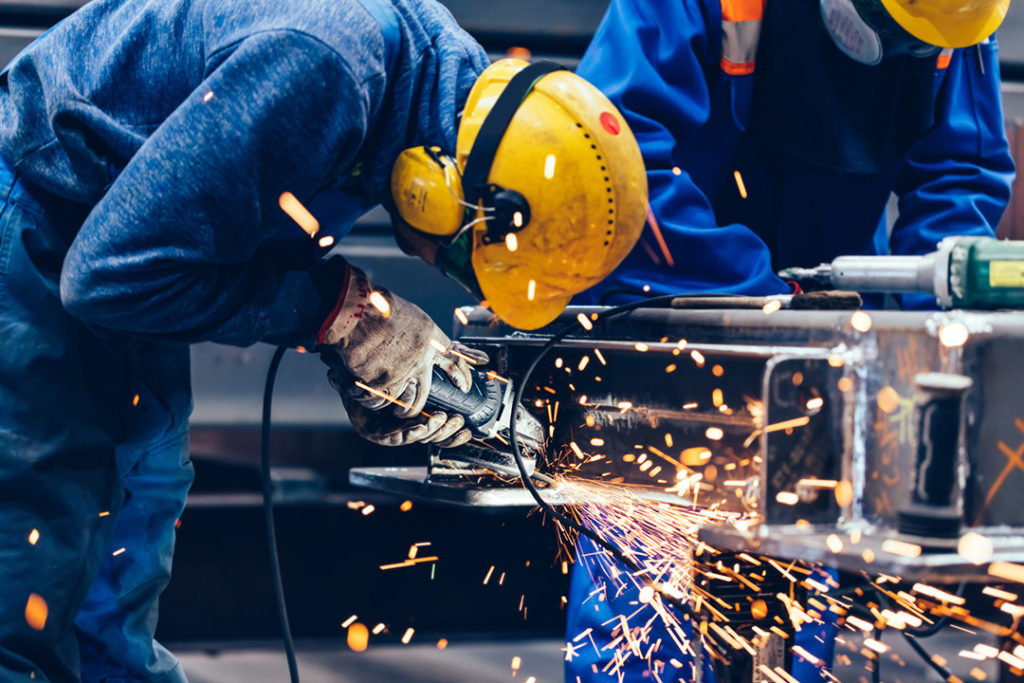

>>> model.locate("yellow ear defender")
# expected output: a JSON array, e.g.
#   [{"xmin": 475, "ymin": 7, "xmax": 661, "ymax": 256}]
[{"xmin": 391, "ymin": 145, "xmax": 465, "ymax": 237}]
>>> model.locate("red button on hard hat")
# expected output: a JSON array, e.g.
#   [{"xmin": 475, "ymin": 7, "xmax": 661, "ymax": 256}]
[{"xmin": 600, "ymin": 112, "xmax": 621, "ymax": 136}]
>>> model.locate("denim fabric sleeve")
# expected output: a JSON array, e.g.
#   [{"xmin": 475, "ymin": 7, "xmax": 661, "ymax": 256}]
[
  {"xmin": 892, "ymin": 39, "xmax": 1014, "ymax": 310},
  {"xmin": 59, "ymin": 30, "xmax": 370, "ymax": 347},
  {"xmin": 574, "ymin": 0, "xmax": 790, "ymax": 304}
]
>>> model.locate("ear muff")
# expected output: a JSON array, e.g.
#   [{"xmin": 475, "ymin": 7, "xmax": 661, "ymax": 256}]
[
  {"xmin": 391, "ymin": 145, "xmax": 464, "ymax": 236},
  {"xmin": 460, "ymin": 61, "xmax": 565, "ymax": 245}
]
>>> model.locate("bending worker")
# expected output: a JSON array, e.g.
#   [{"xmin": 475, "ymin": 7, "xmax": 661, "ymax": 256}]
[
  {"xmin": 0, "ymin": 0, "xmax": 646, "ymax": 680},
  {"xmin": 568, "ymin": 0, "xmax": 1013, "ymax": 679}
]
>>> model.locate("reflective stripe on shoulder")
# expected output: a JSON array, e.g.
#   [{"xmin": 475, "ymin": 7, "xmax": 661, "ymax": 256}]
[
  {"xmin": 721, "ymin": 17, "xmax": 761, "ymax": 75},
  {"xmin": 937, "ymin": 48, "xmax": 953, "ymax": 69},
  {"xmin": 722, "ymin": 0, "xmax": 763, "ymax": 22}
]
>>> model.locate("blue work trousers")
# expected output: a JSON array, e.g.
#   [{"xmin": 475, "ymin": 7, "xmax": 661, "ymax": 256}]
[{"xmin": 0, "ymin": 163, "xmax": 193, "ymax": 682}]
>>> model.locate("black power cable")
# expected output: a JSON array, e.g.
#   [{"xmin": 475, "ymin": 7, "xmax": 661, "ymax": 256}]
[
  {"xmin": 262, "ymin": 345, "xmax": 301, "ymax": 683},
  {"xmin": 508, "ymin": 294, "xmax": 698, "ymax": 617}
]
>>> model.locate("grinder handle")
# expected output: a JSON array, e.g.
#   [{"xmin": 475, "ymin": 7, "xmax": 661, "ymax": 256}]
[{"xmin": 425, "ymin": 366, "xmax": 489, "ymax": 416}]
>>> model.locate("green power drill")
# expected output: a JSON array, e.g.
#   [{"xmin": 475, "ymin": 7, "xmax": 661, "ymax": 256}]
[{"xmin": 780, "ymin": 236, "xmax": 1024, "ymax": 310}]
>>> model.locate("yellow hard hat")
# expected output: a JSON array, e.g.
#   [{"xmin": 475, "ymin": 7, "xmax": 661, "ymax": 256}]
[
  {"xmin": 877, "ymin": 0, "xmax": 1009, "ymax": 48},
  {"xmin": 391, "ymin": 59, "xmax": 647, "ymax": 330}
]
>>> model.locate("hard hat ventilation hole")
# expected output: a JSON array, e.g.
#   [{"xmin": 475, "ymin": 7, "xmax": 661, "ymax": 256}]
[{"xmin": 574, "ymin": 121, "xmax": 615, "ymax": 250}]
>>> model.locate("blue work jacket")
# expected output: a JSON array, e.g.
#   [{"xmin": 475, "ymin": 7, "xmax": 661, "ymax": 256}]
[
  {"xmin": 0, "ymin": 0, "xmax": 485, "ymax": 348},
  {"xmin": 567, "ymin": 0, "xmax": 1013, "ymax": 680},
  {"xmin": 574, "ymin": 0, "xmax": 1014, "ymax": 307},
  {"xmin": 0, "ymin": 0, "xmax": 486, "ymax": 443}
]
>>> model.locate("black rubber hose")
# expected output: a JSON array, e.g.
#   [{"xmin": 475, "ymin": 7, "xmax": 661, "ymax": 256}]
[{"xmin": 262, "ymin": 345, "xmax": 300, "ymax": 683}]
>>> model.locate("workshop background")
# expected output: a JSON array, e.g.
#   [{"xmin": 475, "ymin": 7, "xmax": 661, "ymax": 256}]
[{"xmin": 2, "ymin": 1, "xmax": 1023, "ymax": 681}]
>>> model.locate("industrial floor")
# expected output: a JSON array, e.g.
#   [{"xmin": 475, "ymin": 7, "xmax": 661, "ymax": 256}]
[
  {"xmin": 172, "ymin": 628, "xmax": 1001, "ymax": 682},
  {"xmin": 174, "ymin": 638, "xmax": 563, "ymax": 683}
]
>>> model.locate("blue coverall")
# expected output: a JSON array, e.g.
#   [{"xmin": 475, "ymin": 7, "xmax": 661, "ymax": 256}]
[
  {"xmin": 0, "ymin": 1, "xmax": 486, "ymax": 680},
  {"xmin": 568, "ymin": 0, "xmax": 1014, "ymax": 680}
]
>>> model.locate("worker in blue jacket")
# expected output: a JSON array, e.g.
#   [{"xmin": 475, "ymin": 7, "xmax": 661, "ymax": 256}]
[
  {"xmin": 0, "ymin": 0, "xmax": 648, "ymax": 680},
  {"xmin": 568, "ymin": 0, "xmax": 1014, "ymax": 679}
]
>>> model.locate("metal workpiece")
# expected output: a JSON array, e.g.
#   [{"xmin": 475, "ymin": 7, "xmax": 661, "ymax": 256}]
[{"xmin": 353, "ymin": 303, "xmax": 1024, "ymax": 579}]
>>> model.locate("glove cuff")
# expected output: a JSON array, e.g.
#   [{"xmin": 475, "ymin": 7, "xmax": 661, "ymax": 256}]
[{"xmin": 317, "ymin": 265, "xmax": 374, "ymax": 345}]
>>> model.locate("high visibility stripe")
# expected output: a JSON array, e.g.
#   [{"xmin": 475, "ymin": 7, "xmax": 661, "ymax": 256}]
[
  {"xmin": 937, "ymin": 48, "xmax": 953, "ymax": 69},
  {"xmin": 721, "ymin": 0, "xmax": 763, "ymax": 22},
  {"xmin": 721, "ymin": 57, "xmax": 755, "ymax": 75},
  {"xmin": 721, "ymin": 18, "xmax": 761, "ymax": 75}
]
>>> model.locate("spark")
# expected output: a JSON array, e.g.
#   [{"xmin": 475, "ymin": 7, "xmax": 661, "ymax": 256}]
[
  {"xmin": 691, "ymin": 350, "xmax": 705, "ymax": 367},
  {"xmin": 645, "ymin": 206, "xmax": 675, "ymax": 267},
  {"xmin": 401, "ymin": 628, "xmax": 414, "ymax": 644},
  {"xmin": 665, "ymin": 364, "xmax": 677, "ymax": 373},
  {"xmin": 437, "ymin": 638, "xmax": 448, "ymax": 650},
  {"xmin": 806, "ymin": 397, "xmax": 824, "ymax": 410},
  {"xmin": 776, "ymin": 492, "xmax": 799, "ymax": 506},
  {"xmin": 455, "ymin": 308, "xmax": 469, "ymax": 325},
  {"xmin": 483, "ymin": 565, "xmax": 495, "ymax": 584},
  {"xmin": 850, "ymin": 311, "xmax": 872, "ymax": 332},
  {"xmin": 379, "ymin": 556, "xmax": 438, "ymax": 570},
  {"xmin": 762, "ymin": 299, "xmax": 782, "ymax": 315},
  {"xmin": 202, "ymin": 90, "xmax": 214, "ymax": 102},
  {"xmin": 318, "ymin": 235, "xmax": 335, "ymax": 248},
  {"xmin": 347, "ymin": 623, "xmax": 369, "ymax": 652},
  {"xmin": 590, "ymin": 438, "xmax": 605, "ymax": 447},
  {"xmin": 132, "ymin": 394, "xmax": 140, "ymax": 406},
  {"xmin": 24, "ymin": 593, "xmax": 47, "ymax": 631},
  {"xmin": 834, "ymin": 481, "xmax": 854, "ymax": 506},
  {"xmin": 369, "ymin": 291, "xmax": 390, "ymax": 317},
  {"xmin": 527, "ymin": 280, "xmax": 536, "ymax": 300},
  {"xmin": 544, "ymin": 154, "xmax": 557, "ymax": 179},
  {"xmin": 353, "ymin": 381, "xmax": 428, "ymax": 417},
  {"xmin": 98, "ymin": 511, "xmax": 110, "ymax": 517},
  {"xmin": 982, "ymin": 586, "xmax": 1017, "ymax": 601},
  {"xmin": 399, "ymin": 500, "xmax": 413, "ymax": 512},
  {"xmin": 796, "ymin": 478, "xmax": 836, "ymax": 489},
  {"xmin": 372, "ymin": 623, "xmax": 386, "ymax": 635},
  {"xmin": 506, "ymin": 232, "xmax": 519, "ymax": 251},
  {"xmin": 279, "ymin": 191, "xmax": 319, "ymax": 237},
  {"xmin": 341, "ymin": 614, "xmax": 358, "ymax": 628},
  {"xmin": 733, "ymin": 170, "xmax": 748, "ymax": 199},
  {"xmin": 957, "ymin": 532, "xmax": 993, "ymax": 564},
  {"xmin": 939, "ymin": 322, "xmax": 970, "ymax": 347},
  {"xmin": 881, "ymin": 539, "xmax": 921, "ymax": 558},
  {"xmin": 988, "ymin": 562, "xmax": 1024, "ymax": 583},
  {"xmin": 361, "ymin": 505, "xmax": 375, "ymax": 516},
  {"xmin": 594, "ymin": 349, "xmax": 607, "ymax": 365},
  {"xmin": 112, "ymin": 547, "xmax": 126, "ymax": 556},
  {"xmin": 578, "ymin": 356, "xmax": 590, "ymax": 371},
  {"xmin": 28, "ymin": 529, "xmax": 39, "ymax": 545},
  {"xmin": 826, "ymin": 535, "xmax": 844, "ymax": 553},
  {"xmin": 511, "ymin": 656, "xmax": 522, "ymax": 670},
  {"xmin": 705, "ymin": 427, "xmax": 724, "ymax": 440},
  {"xmin": 634, "ymin": 342, "xmax": 649, "ymax": 352}
]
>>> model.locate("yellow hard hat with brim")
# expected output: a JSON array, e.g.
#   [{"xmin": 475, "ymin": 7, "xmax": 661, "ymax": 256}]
[
  {"xmin": 879, "ymin": 0, "xmax": 1009, "ymax": 48},
  {"xmin": 458, "ymin": 60, "xmax": 648, "ymax": 330}
]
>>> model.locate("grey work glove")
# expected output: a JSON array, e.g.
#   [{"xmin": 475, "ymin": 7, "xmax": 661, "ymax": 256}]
[
  {"xmin": 318, "ymin": 265, "xmax": 489, "ymax": 446},
  {"xmin": 328, "ymin": 369, "xmax": 475, "ymax": 448}
]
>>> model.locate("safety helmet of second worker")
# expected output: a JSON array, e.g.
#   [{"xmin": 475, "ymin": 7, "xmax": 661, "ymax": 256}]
[
  {"xmin": 390, "ymin": 58, "xmax": 647, "ymax": 331},
  {"xmin": 820, "ymin": 0, "xmax": 1010, "ymax": 65}
]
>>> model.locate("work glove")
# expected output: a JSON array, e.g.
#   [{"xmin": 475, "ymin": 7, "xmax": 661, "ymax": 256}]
[
  {"xmin": 328, "ymin": 369, "xmax": 475, "ymax": 447},
  {"xmin": 318, "ymin": 265, "xmax": 489, "ymax": 446}
]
